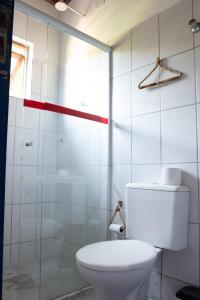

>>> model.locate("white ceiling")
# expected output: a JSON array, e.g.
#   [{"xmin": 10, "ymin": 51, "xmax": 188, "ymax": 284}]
[
  {"xmin": 60, "ymin": 0, "xmax": 182, "ymax": 44},
  {"xmin": 21, "ymin": 0, "xmax": 182, "ymax": 45}
]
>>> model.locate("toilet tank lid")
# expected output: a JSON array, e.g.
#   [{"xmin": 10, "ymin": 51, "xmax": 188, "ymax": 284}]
[{"xmin": 126, "ymin": 183, "xmax": 189, "ymax": 192}]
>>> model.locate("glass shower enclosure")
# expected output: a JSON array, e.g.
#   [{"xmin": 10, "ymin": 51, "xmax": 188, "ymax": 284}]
[{"xmin": 3, "ymin": 2, "xmax": 110, "ymax": 299}]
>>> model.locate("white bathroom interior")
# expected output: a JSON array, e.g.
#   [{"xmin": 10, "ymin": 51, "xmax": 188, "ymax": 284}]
[{"xmin": 3, "ymin": 0, "xmax": 200, "ymax": 299}]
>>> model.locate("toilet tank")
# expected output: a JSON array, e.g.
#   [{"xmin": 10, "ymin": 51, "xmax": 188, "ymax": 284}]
[{"xmin": 125, "ymin": 183, "xmax": 189, "ymax": 251}]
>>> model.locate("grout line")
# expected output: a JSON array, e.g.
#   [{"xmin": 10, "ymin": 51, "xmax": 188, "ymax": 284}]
[
  {"xmin": 112, "ymin": 47, "xmax": 198, "ymax": 80},
  {"xmin": 112, "ymin": 162, "xmax": 199, "ymax": 167},
  {"xmin": 112, "ymin": 102, "xmax": 198, "ymax": 121}
]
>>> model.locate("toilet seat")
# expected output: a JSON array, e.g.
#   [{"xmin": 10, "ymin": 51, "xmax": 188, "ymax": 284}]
[{"xmin": 76, "ymin": 240, "xmax": 157, "ymax": 272}]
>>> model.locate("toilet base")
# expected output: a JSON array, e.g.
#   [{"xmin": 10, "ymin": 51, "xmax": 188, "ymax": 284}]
[
  {"xmin": 77, "ymin": 263, "xmax": 152, "ymax": 300},
  {"xmin": 93, "ymin": 281, "xmax": 149, "ymax": 300}
]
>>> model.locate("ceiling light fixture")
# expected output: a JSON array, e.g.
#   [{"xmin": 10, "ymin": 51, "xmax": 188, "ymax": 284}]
[{"xmin": 55, "ymin": 0, "xmax": 68, "ymax": 12}]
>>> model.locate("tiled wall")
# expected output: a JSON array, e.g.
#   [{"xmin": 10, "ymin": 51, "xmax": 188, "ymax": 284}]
[{"xmin": 111, "ymin": 0, "xmax": 200, "ymax": 298}]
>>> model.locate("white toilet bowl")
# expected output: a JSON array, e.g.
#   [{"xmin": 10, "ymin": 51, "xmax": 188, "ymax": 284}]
[{"xmin": 76, "ymin": 240, "xmax": 158, "ymax": 300}]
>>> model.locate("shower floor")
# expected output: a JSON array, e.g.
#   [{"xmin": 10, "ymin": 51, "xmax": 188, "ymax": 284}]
[
  {"xmin": 3, "ymin": 258, "xmax": 88, "ymax": 300},
  {"xmin": 56, "ymin": 288, "xmax": 95, "ymax": 300}
]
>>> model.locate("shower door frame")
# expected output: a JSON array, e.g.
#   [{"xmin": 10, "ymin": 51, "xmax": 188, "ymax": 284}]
[{"xmin": 0, "ymin": 0, "xmax": 15, "ymax": 299}]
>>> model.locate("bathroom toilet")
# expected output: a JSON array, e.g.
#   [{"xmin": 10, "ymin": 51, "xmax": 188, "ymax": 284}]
[
  {"xmin": 76, "ymin": 183, "xmax": 189, "ymax": 300},
  {"xmin": 77, "ymin": 240, "xmax": 158, "ymax": 300}
]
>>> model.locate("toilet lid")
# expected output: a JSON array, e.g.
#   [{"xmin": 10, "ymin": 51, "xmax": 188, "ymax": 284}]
[{"xmin": 76, "ymin": 240, "xmax": 157, "ymax": 272}]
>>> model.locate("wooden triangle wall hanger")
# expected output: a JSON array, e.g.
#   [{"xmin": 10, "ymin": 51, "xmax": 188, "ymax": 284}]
[{"xmin": 138, "ymin": 57, "xmax": 183, "ymax": 90}]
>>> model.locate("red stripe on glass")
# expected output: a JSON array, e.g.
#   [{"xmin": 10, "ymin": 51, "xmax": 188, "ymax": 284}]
[{"xmin": 24, "ymin": 99, "xmax": 108, "ymax": 124}]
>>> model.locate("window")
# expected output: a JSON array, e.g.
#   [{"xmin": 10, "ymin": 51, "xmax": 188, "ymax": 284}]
[{"xmin": 10, "ymin": 39, "xmax": 32, "ymax": 99}]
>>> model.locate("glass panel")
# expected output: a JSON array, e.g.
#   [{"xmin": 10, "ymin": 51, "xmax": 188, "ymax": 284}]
[
  {"xmin": 39, "ymin": 25, "xmax": 109, "ymax": 299},
  {"xmin": 3, "ymin": 9, "xmax": 109, "ymax": 300}
]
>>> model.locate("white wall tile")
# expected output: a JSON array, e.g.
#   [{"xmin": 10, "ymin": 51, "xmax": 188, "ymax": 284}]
[
  {"xmin": 57, "ymin": 131, "xmax": 72, "ymax": 167},
  {"xmin": 112, "ymin": 32, "xmax": 132, "ymax": 78},
  {"xmin": 14, "ymin": 128, "xmax": 39, "ymax": 165},
  {"xmin": 112, "ymin": 118, "xmax": 132, "ymax": 165},
  {"xmin": 195, "ymin": 47, "xmax": 200, "ymax": 103},
  {"xmin": 27, "ymin": 16, "xmax": 47, "ymax": 61},
  {"xmin": 45, "ymin": 64, "xmax": 59, "ymax": 100},
  {"xmin": 47, "ymin": 27, "xmax": 60, "ymax": 67},
  {"xmin": 13, "ymin": 10, "xmax": 27, "ymax": 40},
  {"xmin": 21, "ymin": 166, "xmax": 38, "ymax": 204},
  {"xmin": 161, "ymin": 50, "xmax": 195, "ymax": 110},
  {"xmin": 132, "ymin": 164, "xmax": 161, "ymax": 184},
  {"xmin": 55, "ymin": 203, "xmax": 70, "ymax": 241},
  {"xmin": 38, "ymin": 132, "xmax": 44, "ymax": 167},
  {"xmin": 111, "ymin": 165, "xmax": 131, "ymax": 211},
  {"xmin": 88, "ymin": 166, "xmax": 100, "ymax": 208},
  {"xmin": 162, "ymin": 276, "xmax": 187, "ymax": 300},
  {"xmin": 8, "ymin": 97, "xmax": 16, "ymax": 126},
  {"xmin": 13, "ymin": 166, "xmax": 21, "ymax": 204},
  {"xmin": 31, "ymin": 60, "xmax": 42, "ymax": 96},
  {"xmin": 132, "ymin": 112, "xmax": 161, "ymax": 164},
  {"xmin": 20, "ymin": 204, "xmax": 37, "ymax": 242},
  {"xmin": 193, "ymin": 0, "xmax": 200, "ymax": 48},
  {"xmin": 159, "ymin": 0, "xmax": 193, "ymax": 58},
  {"xmin": 162, "ymin": 223, "xmax": 199, "ymax": 285},
  {"xmin": 6, "ymin": 126, "xmax": 15, "ymax": 165},
  {"xmin": 71, "ymin": 127, "xmax": 89, "ymax": 166},
  {"xmin": 41, "ymin": 203, "xmax": 56, "ymax": 238},
  {"xmin": 42, "ymin": 110, "xmax": 58, "ymax": 132},
  {"xmin": 19, "ymin": 241, "xmax": 36, "ymax": 264},
  {"xmin": 43, "ymin": 132, "xmax": 57, "ymax": 166},
  {"xmin": 70, "ymin": 167, "xmax": 87, "ymax": 206},
  {"xmin": 11, "ymin": 243, "xmax": 19, "ymax": 266},
  {"xmin": 163, "ymin": 163, "xmax": 198, "ymax": 223},
  {"xmin": 161, "ymin": 105, "xmax": 197, "ymax": 163},
  {"xmin": 89, "ymin": 124, "xmax": 100, "ymax": 165},
  {"xmin": 55, "ymin": 179, "xmax": 70, "ymax": 204},
  {"xmin": 57, "ymin": 115, "xmax": 71, "ymax": 133},
  {"xmin": 4, "ymin": 206, "xmax": 11, "ymax": 245},
  {"xmin": 41, "ymin": 167, "xmax": 56, "ymax": 203},
  {"xmin": 3, "ymin": 245, "xmax": 10, "ymax": 270},
  {"xmin": 16, "ymin": 99, "xmax": 40, "ymax": 129},
  {"xmin": 5, "ymin": 166, "xmax": 13, "ymax": 205},
  {"xmin": 132, "ymin": 16, "xmax": 159, "ymax": 70},
  {"xmin": 100, "ymin": 166, "xmax": 108, "ymax": 210},
  {"xmin": 87, "ymin": 208, "xmax": 108, "ymax": 244},
  {"xmin": 132, "ymin": 64, "xmax": 160, "ymax": 116},
  {"xmin": 100, "ymin": 124, "xmax": 108, "ymax": 166},
  {"xmin": 11, "ymin": 205, "xmax": 20, "ymax": 244},
  {"xmin": 70, "ymin": 205, "xmax": 87, "ymax": 246},
  {"xmin": 112, "ymin": 73, "xmax": 132, "ymax": 120},
  {"xmin": 36, "ymin": 203, "xmax": 41, "ymax": 240},
  {"xmin": 99, "ymin": 209, "xmax": 108, "ymax": 242}
]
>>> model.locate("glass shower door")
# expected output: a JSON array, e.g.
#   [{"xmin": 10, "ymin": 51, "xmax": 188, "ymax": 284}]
[
  {"xmin": 39, "ymin": 27, "xmax": 109, "ymax": 299},
  {"xmin": 3, "ymin": 10, "xmax": 109, "ymax": 300}
]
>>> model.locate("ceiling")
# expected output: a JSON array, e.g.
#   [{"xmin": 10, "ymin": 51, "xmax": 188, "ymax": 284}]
[
  {"xmin": 60, "ymin": 0, "xmax": 182, "ymax": 44},
  {"xmin": 21, "ymin": 0, "xmax": 182, "ymax": 45}
]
